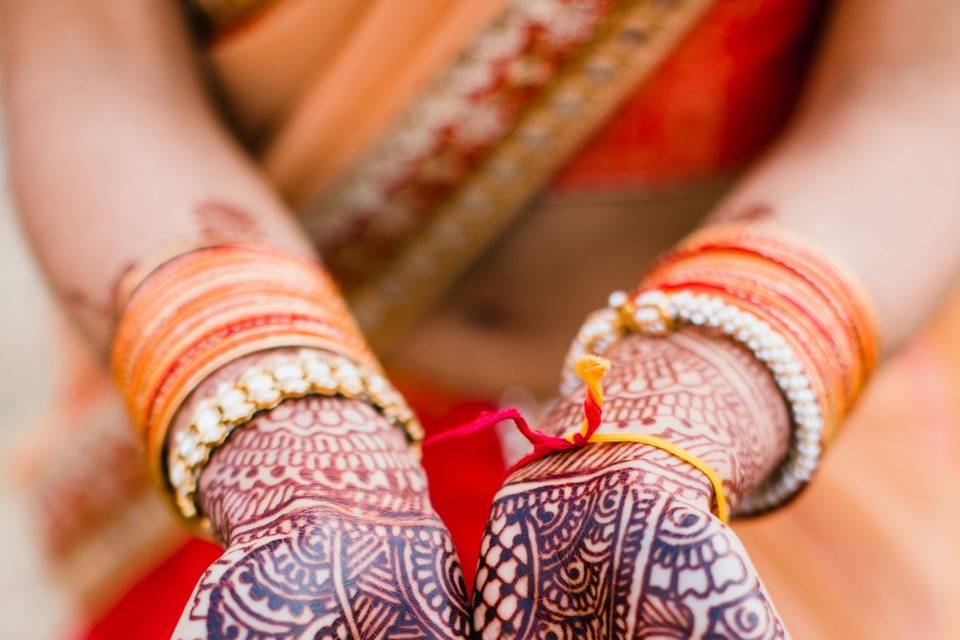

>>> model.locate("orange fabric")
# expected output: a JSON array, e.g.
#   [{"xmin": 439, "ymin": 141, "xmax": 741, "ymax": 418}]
[{"xmin": 256, "ymin": 1, "xmax": 507, "ymax": 204}]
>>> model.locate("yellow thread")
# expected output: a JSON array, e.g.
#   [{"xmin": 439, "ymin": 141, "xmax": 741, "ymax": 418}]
[
  {"xmin": 566, "ymin": 355, "xmax": 730, "ymax": 523},
  {"xmin": 585, "ymin": 433, "xmax": 730, "ymax": 523}
]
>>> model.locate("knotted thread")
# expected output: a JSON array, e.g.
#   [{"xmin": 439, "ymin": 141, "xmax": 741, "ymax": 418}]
[{"xmin": 425, "ymin": 355, "xmax": 729, "ymax": 522}]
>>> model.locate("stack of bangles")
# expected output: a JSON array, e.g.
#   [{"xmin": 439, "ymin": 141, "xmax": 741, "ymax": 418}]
[
  {"xmin": 111, "ymin": 243, "xmax": 423, "ymax": 538},
  {"xmin": 560, "ymin": 222, "xmax": 878, "ymax": 515}
]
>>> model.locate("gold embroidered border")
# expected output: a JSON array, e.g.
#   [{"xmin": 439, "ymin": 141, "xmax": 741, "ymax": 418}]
[{"xmin": 350, "ymin": 0, "xmax": 716, "ymax": 349}]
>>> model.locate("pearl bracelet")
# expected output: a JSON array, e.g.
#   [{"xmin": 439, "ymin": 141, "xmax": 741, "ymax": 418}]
[
  {"xmin": 167, "ymin": 350, "xmax": 423, "ymax": 529},
  {"xmin": 562, "ymin": 289, "xmax": 825, "ymax": 515}
]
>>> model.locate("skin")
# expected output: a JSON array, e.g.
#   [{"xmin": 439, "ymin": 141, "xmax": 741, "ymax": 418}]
[
  {"xmin": 2, "ymin": 0, "xmax": 960, "ymax": 637},
  {"xmin": 472, "ymin": 330, "xmax": 791, "ymax": 639},
  {"xmin": 170, "ymin": 350, "xmax": 470, "ymax": 639}
]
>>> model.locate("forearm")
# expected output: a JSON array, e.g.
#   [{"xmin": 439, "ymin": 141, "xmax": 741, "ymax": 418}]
[
  {"xmin": 711, "ymin": 0, "xmax": 960, "ymax": 352},
  {"xmin": 0, "ymin": 0, "xmax": 310, "ymax": 350},
  {"xmin": 168, "ymin": 348, "xmax": 427, "ymax": 544}
]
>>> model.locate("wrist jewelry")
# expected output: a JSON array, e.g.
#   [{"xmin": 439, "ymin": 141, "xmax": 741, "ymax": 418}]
[
  {"xmin": 111, "ymin": 243, "xmax": 421, "ymax": 534},
  {"xmin": 565, "ymin": 290, "xmax": 821, "ymax": 514},
  {"xmin": 168, "ymin": 349, "xmax": 421, "ymax": 532},
  {"xmin": 562, "ymin": 223, "xmax": 878, "ymax": 515}
]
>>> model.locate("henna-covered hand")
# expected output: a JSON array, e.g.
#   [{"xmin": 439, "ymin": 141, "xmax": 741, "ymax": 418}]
[
  {"xmin": 472, "ymin": 329, "xmax": 793, "ymax": 639},
  {"xmin": 171, "ymin": 355, "xmax": 469, "ymax": 639}
]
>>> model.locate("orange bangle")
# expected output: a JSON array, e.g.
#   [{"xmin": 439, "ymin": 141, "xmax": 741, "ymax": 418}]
[
  {"xmin": 642, "ymin": 223, "xmax": 878, "ymax": 447},
  {"xmin": 555, "ymin": 222, "xmax": 879, "ymax": 514},
  {"xmin": 111, "ymin": 243, "xmax": 380, "ymax": 492}
]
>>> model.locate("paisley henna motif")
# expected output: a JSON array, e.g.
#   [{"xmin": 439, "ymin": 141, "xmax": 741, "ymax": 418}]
[
  {"xmin": 174, "ymin": 395, "xmax": 469, "ymax": 639},
  {"xmin": 473, "ymin": 330, "xmax": 791, "ymax": 639}
]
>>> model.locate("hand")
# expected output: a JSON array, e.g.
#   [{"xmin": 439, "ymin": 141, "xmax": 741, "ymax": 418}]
[
  {"xmin": 171, "ymin": 355, "xmax": 469, "ymax": 639},
  {"xmin": 472, "ymin": 329, "xmax": 793, "ymax": 639}
]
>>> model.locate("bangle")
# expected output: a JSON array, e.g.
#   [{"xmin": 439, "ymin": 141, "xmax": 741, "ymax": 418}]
[
  {"xmin": 562, "ymin": 223, "xmax": 878, "ymax": 515},
  {"xmin": 168, "ymin": 349, "xmax": 420, "ymax": 535},
  {"xmin": 642, "ymin": 224, "xmax": 878, "ymax": 441},
  {"xmin": 577, "ymin": 289, "xmax": 823, "ymax": 514},
  {"xmin": 110, "ymin": 243, "xmax": 411, "ymax": 520}
]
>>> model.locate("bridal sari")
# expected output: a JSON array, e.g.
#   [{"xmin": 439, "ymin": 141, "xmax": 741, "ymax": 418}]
[{"xmin": 14, "ymin": 1, "xmax": 959, "ymax": 638}]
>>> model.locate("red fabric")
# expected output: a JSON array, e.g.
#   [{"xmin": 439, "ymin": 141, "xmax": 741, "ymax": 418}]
[
  {"xmin": 79, "ymin": 539, "xmax": 221, "ymax": 640},
  {"xmin": 553, "ymin": 0, "xmax": 828, "ymax": 190},
  {"xmin": 397, "ymin": 377, "xmax": 506, "ymax": 588}
]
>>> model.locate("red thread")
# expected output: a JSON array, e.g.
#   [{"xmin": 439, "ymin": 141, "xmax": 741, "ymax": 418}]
[{"xmin": 424, "ymin": 374, "xmax": 606, "ymax": 474}]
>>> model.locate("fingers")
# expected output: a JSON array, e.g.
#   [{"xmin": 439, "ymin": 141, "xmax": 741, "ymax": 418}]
[
  {"xmin": 175, "ymin": 510, "xmax": 471, "ymax": 639},
  {"xmin": 644, "ymin": 502, "xmax": 790, "ymax": 640},
  {"xmin": 471, "ymin": 466, "xmax": 789, "ymax": 639}
]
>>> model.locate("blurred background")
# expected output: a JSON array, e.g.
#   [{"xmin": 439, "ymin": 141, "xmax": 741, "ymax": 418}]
[{"xmin": 0, "ymin": 125, "xmax": 68, "ymax": 638}]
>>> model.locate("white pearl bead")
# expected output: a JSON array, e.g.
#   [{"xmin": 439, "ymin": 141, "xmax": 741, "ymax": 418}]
[
  {"xmin": 272, "ymin": 362, "xmax": 303, "ymax": 382},
  {"xmin": 276, "ymin": 376, "xmax": 310, "ymax": 395},
  {"xmin": 194, "ymin": 405, "xmax": 221, "ymax": 437},
  {"xmin": 221, "ymin": 399, "xmax": 254, "ymax": 422},
  {"xmin": 797, "ymin": 441, "xmax": 821, "ymax": 458},
  {"xmin": 168, "ymin": 459, "xmax": 187, "ymax": 487},
  {"xmin": 607, "ymin": 290, "xmax": 629, "ymax": 308},
  {"xmin": 635, "ymin": 306, "xmax": 661, "ymax": 324},
  {"xmin": 637, "ymin": 290, "xmax": 668, "ymax": 307}
]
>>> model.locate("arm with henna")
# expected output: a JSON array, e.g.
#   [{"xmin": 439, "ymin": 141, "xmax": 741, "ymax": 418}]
[
  {"xmin": 472, "ymin": 329, "xmax": 792, "ymax": 639},
  {"xmin": 0, "ymin": 2, "xmax": 470, "ymax": 637},
  {"xmin": 474, "ymin": 1, "xmax": 960, "ymax": 636}
]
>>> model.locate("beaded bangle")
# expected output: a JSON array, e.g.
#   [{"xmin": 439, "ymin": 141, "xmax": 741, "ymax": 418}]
[
  {"xmin": 111, "ymin": 243, "xmax": 408, "ymax": 514},
  {"xmin": 169, "ymin": 349, "xmax": 421, "ymax": 534},
  {"xmin": 563, "ymin": 290, "xmax": 823, "ymax": 514},
  {"xmin": 562, "ymin": 224, "xmax": 877, "ymax": 515}
]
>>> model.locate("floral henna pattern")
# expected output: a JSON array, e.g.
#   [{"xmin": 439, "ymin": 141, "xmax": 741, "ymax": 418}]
[
  {"xmin": 542, "ymin": 328, "xmax": 791, "ymax": 502},
  {"xmin": 174, "ymin": 396, "xmax": 469, "ymax": 639},
  {"xmin": 474, "ymin": 452, "xmax": 788, "ymax": 639},
  {"xmin": 473, "ymin": 330, "xmax": 792, "ymax": 639},
  {"xmin": 198, "ymin": 398, "xmax": 431, "ymax": 543}
]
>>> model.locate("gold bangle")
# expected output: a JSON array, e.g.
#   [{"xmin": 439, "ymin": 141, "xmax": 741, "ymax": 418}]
[{"xmin": 168, "ymin": 349, "xmax": 423, "ymax": 537}]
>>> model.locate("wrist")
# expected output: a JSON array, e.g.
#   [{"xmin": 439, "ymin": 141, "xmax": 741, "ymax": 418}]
[
  {"xmin": 162, "ymin": 344, "xmax": 425, "ymax": 542},
  {"xmin": 197, "ymin": 394, "xmax": 428, "ymax": 546},
  {"xmin": 541, "ymin": 329, "xmax": 790, "ymax": 506}
]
